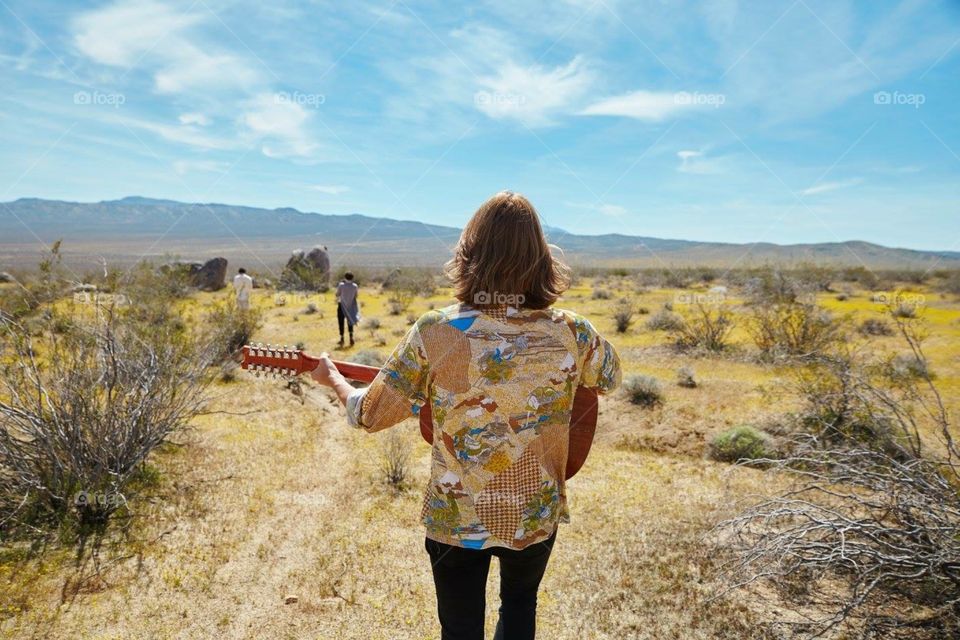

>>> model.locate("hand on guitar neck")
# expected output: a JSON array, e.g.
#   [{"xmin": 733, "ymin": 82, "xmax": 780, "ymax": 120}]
[{"xmin": 239, "ymin": 343, "xmax": 599, "ymax": 479}]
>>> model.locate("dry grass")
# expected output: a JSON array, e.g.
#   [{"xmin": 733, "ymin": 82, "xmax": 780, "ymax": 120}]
[{"xmin": 1, "ymin": 278, "xmax": 958, "ymax": 639}]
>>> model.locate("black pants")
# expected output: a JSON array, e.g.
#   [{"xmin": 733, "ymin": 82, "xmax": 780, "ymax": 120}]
[
  {"xmin": 425, "ymin": 532, "xmax": 557, "ymax": 640},
  {"xmin": 337, "ymin": 305, "xmax": 354, "ymax": 338}
]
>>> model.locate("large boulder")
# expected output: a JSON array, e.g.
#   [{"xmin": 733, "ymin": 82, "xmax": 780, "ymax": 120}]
[
  {"xmin": 189, "ymin": 257, "xmax": 228, "ymax": 291},
  {"xmin": 280, "ymin": 246, "xmax": 330, "ymax": 291}
]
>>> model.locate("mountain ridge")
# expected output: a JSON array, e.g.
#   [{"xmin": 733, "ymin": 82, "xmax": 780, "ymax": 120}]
[{"xmin": 1, "ymin": 197, "xmax": 957, "ymax": 269}]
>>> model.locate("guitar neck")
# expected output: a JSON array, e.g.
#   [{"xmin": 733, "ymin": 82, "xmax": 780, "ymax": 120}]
[{"xmin": 329, "ymin": 360, "xmax": 380, "ymax": 383}]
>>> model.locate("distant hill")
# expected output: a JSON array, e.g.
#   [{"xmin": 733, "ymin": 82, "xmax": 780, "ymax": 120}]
[{"xmin": 1, "ymin": 196, "xmax": 957, "ymax": 271}]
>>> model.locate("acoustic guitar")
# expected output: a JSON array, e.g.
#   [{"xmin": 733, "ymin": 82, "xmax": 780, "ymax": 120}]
[{"xmin": 240, "ymin": 343, "xmax": 598, "ymax": 479}]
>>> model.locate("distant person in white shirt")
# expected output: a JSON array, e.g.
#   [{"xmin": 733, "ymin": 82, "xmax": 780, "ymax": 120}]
[
  {"xmin": 336, "ymin": 272, "xmax": 360, "ymax": 347},
  {"xmin": 233, "ymin": 268, "xmax": 253, "ymax": 311}
]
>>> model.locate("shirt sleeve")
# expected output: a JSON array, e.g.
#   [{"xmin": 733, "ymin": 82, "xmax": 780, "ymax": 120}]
[
  {"xmin": 345, "ymin": 317, "xmax": 430, "ymax": 432},
  {"xmin": 576, "ymin": 315, "xmax": 622, "ymax": 394}
]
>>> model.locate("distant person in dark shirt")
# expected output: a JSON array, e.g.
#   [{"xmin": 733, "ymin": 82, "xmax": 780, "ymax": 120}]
[{"xmin": 335, "ymin": 272, "xmax": 360, "ymax": 347}]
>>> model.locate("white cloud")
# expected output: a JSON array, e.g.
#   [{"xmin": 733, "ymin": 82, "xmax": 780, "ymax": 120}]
[
  {"xmin": 474, "ymin": 56, "xmax": 594, "ymax": 126},
  {"xmin": 240, "ymin": 93, "xmax": 318, "ymax": 158},
  {"xmin": 307, "ymin": 184, "xmax": 349, "ymax": 195},
  {"xmin": 801, "ymin": 178, "xmax": 863, "ymax": 196},
  {"xmin": 676, "ymin": 149, "xmax": 729, "ymax": 174},
  {"xmin": 72, "ymin": 1, "xmax": 258, "ymax": 94},
  {"xmin": 71, "ymin": 2, "xmax": 312, "ymax": 160},
  {"xmin": 73, "ymin": 1, "xmax": 200, "ymax": 67},
  {"xmin": 178, "ymin": 112, "xmax": 211, "ymax": 126},
  {"xmin": 579, "ymin": 90, "xmax": 701, "ymax": 121}
]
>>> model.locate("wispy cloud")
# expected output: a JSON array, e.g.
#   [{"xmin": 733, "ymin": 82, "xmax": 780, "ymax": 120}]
[
  {"xmin": 676, "ymin": 149, "xmax": 731, "ymax": 174},
  {"xmin": 71, "ymin": 0, "xmax": 315, "ymax": 159},
  {"xmin": 801, "ymin": 178, "xmax": 863, "ymax": 196},
  {"xmin": 580, "ymin": 90, "xmax": 707, "ymax": 121},
  {"xmin": 178, "ymin": 112, "xmax": 211, "ymax": 126},
  {"xmin": 307, "ymin": 184, "xmax": 349, "ymax": 195},
  {"xmin": 72, "ymin": 1, "xmax": 200, "ymax": 67}
]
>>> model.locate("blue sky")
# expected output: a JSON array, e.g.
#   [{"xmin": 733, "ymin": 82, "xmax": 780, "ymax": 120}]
[{"xmin": 1, "ymin": 0, "xmax": 958, "ymax": 250}]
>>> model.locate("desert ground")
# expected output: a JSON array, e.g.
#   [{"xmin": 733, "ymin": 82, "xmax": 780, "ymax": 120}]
[{"xmin": 1, "ymin": 272, "xmax": 959, "ymax": 639}]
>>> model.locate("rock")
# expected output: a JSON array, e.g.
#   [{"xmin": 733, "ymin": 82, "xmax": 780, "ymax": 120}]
[
  {"xmin": 280, "ymin": 246, "xmax": 330, "ymax": 291},
  {"xmin": 382, "ymin": 268, "xmax": 402, "ymax": 289},
  {"xmin": 284, "ymin": 595, "xmax": 299, "ymax": 605},
  {"xmin": 188, "ymin": 257, "xmax": 228, "ymax": 291},
  {"xmin": 0, "ymin": 272, "xmax": 13, "ymax": 283},
  {"xmin": 305, "ymin": 246, "xmax": 330, "ymax": 273}
]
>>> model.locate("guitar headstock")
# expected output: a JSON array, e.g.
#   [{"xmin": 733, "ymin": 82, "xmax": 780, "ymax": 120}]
[{"xmin": 240, "ymin": 343, "xmax": 320, "ymax": 378}]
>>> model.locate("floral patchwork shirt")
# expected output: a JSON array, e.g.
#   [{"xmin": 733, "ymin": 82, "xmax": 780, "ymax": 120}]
[{"xmin": 344, "ymin": 303, "xmax": 621, "ymax": 550}]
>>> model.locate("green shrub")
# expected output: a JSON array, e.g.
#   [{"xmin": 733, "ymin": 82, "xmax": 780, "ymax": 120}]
[
  {"xmin": 0, "ymin": 308, "xmax": 213, "ymax": 540},
  {"xmin": 646, "ymin": 308, "xmax": 684, "ymax": 331},
  {"xmin": 708, "ymin": 426, "xmax": 771, "ymax": 463},
  {"xmin": 623, "ymin": 374, "xmax": 664, "ymax": 408},
  {"xmin": 749, "ymin": 303, "xmax": 843, "ymax": 360},
  {"xmin": 858, "ymin": 318, "xmax": 893, "ymax": 336},
  {"xmin": 674, "ymin": 304, "xmax": 734, "ymax": 352},
  {"xmin": 891, "ymin": 303, "xmax": 918, "ymax": 319},
  {"xmin": 889, "ymin": 352, "xmax": 932, "ymax": 381},
  {"xmin": 613, "ymin": 303, "xmax": 634, "ymax": 333},
  {"xmin": 592, "ymin": 288, "xmax": 612, "ymax": 300},
  {"xmin": 205, "ymin": 301, "xmax": 263, "ymax": 363},
  {"xmin": 676, "ymin": 365, "xmax": 697, "ymax": 388}
]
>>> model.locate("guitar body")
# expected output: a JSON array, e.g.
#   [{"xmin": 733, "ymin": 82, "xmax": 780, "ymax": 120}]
[{"xmin": 241, "ymin": 345, "xmax": 599, "ymax": 479}]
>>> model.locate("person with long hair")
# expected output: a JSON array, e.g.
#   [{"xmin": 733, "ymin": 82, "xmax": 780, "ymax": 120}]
[{"xmin": 310, "ymin": 191, "xmax": 621, "ymax": 639}]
